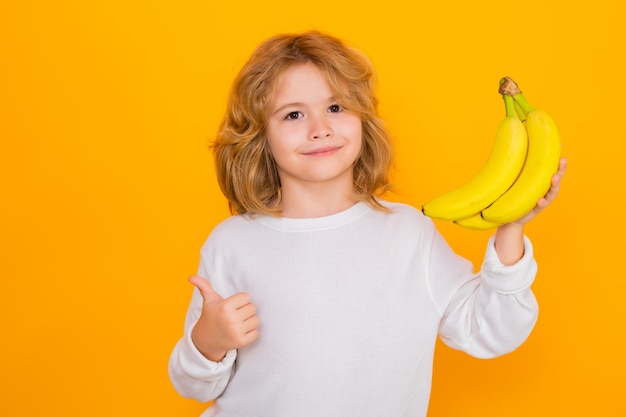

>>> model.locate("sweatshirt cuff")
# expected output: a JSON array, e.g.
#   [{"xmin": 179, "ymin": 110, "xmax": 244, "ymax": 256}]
[
  {"xmin": 178, "ymin": 323, "xmax": 237, "ymax": 381},
  {"xmin": 481, "ymin": 235, "xmax": 538, "ymax": 294}
]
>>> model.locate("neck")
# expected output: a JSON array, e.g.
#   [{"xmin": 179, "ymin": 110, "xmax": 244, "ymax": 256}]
[{"xmin": 278, "ymin": 182, "xmax": 358, "ymax": 218}]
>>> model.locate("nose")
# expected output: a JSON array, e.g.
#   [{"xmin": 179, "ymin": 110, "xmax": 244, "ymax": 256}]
[{"xmin": 310, "ymin": 117, "xmax": 333, "ymax": 140}]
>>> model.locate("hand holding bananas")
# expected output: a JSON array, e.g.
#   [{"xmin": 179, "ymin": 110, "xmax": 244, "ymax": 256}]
[{"xmin": 421, "ymin": 77, "xmax": 564, "ymax": 230}]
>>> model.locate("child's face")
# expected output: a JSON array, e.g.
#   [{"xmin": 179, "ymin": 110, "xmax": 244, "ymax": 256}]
[{"xmin": 266, "ymin": 62, "xmax": 363, "ymax": 194}]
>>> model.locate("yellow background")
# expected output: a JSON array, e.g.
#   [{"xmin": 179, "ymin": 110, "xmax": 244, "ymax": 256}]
[{"xmin": 1, "ymin": 0, "xmax": 624, "ymax": 415}]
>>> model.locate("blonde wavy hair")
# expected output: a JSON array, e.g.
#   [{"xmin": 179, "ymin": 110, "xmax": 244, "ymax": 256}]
[{"xmin": 212, "ymin": 30, "xmax": 394, "ymax": 216}]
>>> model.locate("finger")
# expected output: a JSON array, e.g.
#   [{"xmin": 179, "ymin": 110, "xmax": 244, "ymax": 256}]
[
  {"xmin": 539, "ymin": 160, "xmax": 565, "ymax": 203},
  {"xmin": 542, "ymin": 182, "xmax": 560, "ymax": 205},
  {"xmin": 242, "ymin": 316, "xmax": 261, "ymax": 334},
  {"xmin": 230, "ymin": 323, "xmax": 260, "ymax": 349},
  {"xmin": 241, "ymin": 328, "xmax": 260, "ymax": 345},
  {"xmin": 236, "ymin": 302, "xmax": 258, "ymax": 321},
  {"xmin": 535, "ymin": 196, "xmax": 550, "ymax": 210},
  {"xmin": 189, "ymin": 275, "xmax": 223, "ymax": 303},
  {"xmin": 544, "ymin": 170, "xmax": 564, "ymax": 202},
  {"xmin": 558, "ymin": 157, "xmax": 568, "ymax": 175},
  {"xmin": 227, "ymin": 292, "xmax": 253, "ymax": 308},
  {"xmin": 552, "ymin": 161, "xmax": 566, "ymax": 185}
]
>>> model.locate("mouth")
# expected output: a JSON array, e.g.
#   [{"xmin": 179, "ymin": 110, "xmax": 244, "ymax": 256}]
[{"xmin": 301, "ymin": 146, "xmax": 343, "ymax": 157}]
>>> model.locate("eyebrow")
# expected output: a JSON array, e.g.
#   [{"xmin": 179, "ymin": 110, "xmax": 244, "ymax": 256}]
[
  {"xmin": 271, "ymin": 96, "xmax": 337, "ymax": 117},
  {"xmin": 271, "ymin": 102, "xmax": 305, "ymax": 117}
]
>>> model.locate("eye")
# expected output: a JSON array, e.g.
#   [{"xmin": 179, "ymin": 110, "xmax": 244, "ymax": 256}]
[
  {"xmin": 328, "ymin": 104, "xmax": 343, "ymax": 113},
  {"xmin": 285, "ymin": 111, "xmax": 303, "ymax": 120}
]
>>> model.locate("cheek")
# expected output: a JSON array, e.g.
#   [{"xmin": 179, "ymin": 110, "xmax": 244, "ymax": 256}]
[
  {"xmin": 346, "ymin": 115, "xmax": 363, "ymax": 137},
  {"xmin": 265, "ymin": 131, "xmax": 295, "ymax": 169},
  {"xmin": 265, "ymin": 125, "xmax": 288, "ymax": 153},
  {"xmin": 349, "ymin": 121, "xmax": 364, "ymax": 150}
]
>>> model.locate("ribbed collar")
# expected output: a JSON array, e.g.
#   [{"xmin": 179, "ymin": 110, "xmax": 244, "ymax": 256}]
[{"xmin": 255, "ymin": 202, "xmax": 372, "ymax": 232}]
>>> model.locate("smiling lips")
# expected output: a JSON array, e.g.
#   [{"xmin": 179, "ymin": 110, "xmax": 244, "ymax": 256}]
[{"xmin": 301, "ymin": 146, "xmax": 343, "ymax": 157}]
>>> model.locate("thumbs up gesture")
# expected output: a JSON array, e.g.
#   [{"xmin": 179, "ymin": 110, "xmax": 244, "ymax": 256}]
[{"xmin": 189, "ymin": 275, "xmax": 260, "ymax": 362}]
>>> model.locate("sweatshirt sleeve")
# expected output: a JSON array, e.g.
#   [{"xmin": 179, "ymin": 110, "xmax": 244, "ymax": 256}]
[
  {"xmin": 429, "ymin": 230, "xmax": 539, "ymax": 359},
  {"xmin": 168, "ymin": 258, "xmax": 237, "ymax": 402}
]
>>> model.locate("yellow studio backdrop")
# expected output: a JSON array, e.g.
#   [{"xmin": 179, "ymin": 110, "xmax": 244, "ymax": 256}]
[{"xmin": 1, "ymin": 0, "xmax": 624, "ymax": 415}]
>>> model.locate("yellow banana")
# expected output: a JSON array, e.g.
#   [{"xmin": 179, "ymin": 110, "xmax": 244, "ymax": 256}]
[
  {"xmin": 481, "ymin": 78, "xmax": 561, "ymax": 224},
  {"xmin": 421, "ymin": 92, "xmax": 527, "ymax": 221},
  {"xmin": 454, "ymin": 213, "xmax": 502, "ymax": 230}
]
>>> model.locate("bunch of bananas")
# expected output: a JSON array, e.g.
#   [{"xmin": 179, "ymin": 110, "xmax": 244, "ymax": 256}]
[{"xmin": 421, "ymin": 77, "xmax": 561, "ymax": 230}]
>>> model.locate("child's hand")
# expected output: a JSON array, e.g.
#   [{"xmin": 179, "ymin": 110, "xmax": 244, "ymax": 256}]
[
  {"xmin": 513, "ymin": 157, "xmax": 567, "ymax": 226},
  {"xmin": 189, "ymin": 275, "xmax": 260, "ymax": 362}
]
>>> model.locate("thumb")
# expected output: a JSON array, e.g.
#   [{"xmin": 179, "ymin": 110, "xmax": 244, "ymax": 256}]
[{"xmin": 189, "ymin": 275, "xmax": 223, "ymax": 304}]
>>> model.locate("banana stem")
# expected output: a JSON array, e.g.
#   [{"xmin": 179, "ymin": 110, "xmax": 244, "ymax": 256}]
[
  {"xmin": 499, "ymin": 76, "xmax": 535, "ymax": 116},
  {"xmin": 511, "ymin": 92, "xmax": 536, "ymax": 114},
  {"xmin": 503, "ymin": 94, "xmax": 517, "ymax": 118},
  {"xmin": 514, "ymin": 100, "xmax": 527, "ymax": 121}
]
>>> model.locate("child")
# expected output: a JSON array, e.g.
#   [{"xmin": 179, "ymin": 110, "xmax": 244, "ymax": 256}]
[{"xmin": 168, "ymin": 31, "xmax": 566, "ymax": 417}]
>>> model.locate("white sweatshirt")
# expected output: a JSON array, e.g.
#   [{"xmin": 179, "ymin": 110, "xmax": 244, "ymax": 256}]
[{"xmin": 169, "ymin": 201, "xmax": 538, "ymax": 417}]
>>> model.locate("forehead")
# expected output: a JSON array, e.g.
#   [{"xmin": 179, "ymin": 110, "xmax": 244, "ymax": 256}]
[
  {"xmin": 270, "ymin": 62, "xmax": 339, "ymax": 106},
  {"xmin": 276, "ymin": 62, "xmax": 330, "ymax": 90}
]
